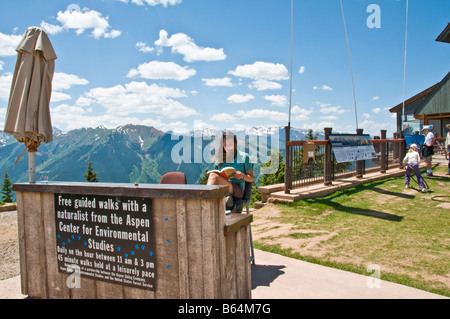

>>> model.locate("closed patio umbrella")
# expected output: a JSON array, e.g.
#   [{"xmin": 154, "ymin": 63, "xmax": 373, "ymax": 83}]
[{"xmin": 3, "ymin": 26, "xmax": 57, "ymax": 183}]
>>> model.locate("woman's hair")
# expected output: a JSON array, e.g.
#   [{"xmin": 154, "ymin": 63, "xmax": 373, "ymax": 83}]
[{"xmin": 215, "ymin": 131, "xmax": 237, "ymax": 165}]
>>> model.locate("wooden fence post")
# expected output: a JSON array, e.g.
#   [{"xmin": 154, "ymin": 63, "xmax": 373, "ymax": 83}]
[
  {"xmin": 393, "ymin": 132, "xmax": 399, "ymax": 160},
  {"xmin": 380, "ymin": 129, "xmax": 387, "ymax": 173},
  {"xmin": 284, "ymin": 126, "xmax": 292, "ymax": 194},
  {"xmin": 356, "ymin": 128, "xmax": 364, "ymax": 178},
  {"xmin": 398, "ymin": 130, "xmax": 406, "ymax": 169},
  {"xmin": 324, "ymin": 127, "xmax": 332, "ymax": 185}
]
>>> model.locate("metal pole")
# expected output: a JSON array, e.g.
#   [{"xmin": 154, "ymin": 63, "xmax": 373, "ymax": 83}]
[
  {"xmin": 288, "ymin": 0, "xmax": 293, "ymax": 127},
  {"xmin": 402, "ymin": 0, "xmax": 409, "ymax": 127}
]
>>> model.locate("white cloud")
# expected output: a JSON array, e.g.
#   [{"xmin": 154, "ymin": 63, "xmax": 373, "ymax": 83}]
[
  {"xmin": 0, "ymin": 61, "xmax": 3, "ymax": 71},
  {"xmin": 227, "ymin": 94, "xmax": 254, "ymax": 104},
  {"xmin": 360, "ymin": 119, "xmax": 396, "ymax": 136},
  {"xmin": 313, "ymin": 84, "xmax": 333, "ymax": 91},
  {"xmin": 136, "ymin": 42, "xmax": 154, "ymax": 53},
  {"xmin": 76, "ymin": 96, "xmax": 94, "ymax": 107},
  {"xmin": 319, "ymin": 104, "xmax": 347, "ymax": 114},
  {"xmin": 372, "ymin": 107, "xmax": 389, "ymax": 114},
  {"xmin": 0, "ymin": 107, "xmax": 6, "ymax": 129},
  {"xmin": 202, "ymin": 77, "xmax": 233, "ymax": 87},
  {"xmin": 127, "ymin": 61, "xmax": 196, "ymax": 81},
  {"xmin": 264, "ymin": 94, "xmax": 287, "ymax": 107},
  {"xmin": 371, "ymin": 96, "xmax": 379, "ymax": 101},
  {"xmin": 299, "ymin": 66, "xmax": 305, "ymax": 74},
  {"xmin": 236, "ymin": 108, "xmax": 287, "ymax": 121},
  {"xmin": 0, "ymin": 32, "xmax": 22, "ymax": 57},
  {"xmin": 51, "ymin": 103, "xmax": 169, "ymax": 131},
  {"xmin": 0, "ymin": 73, "xmax": 13, "ymax": 100},
  {"xmin": 118, "ymin": 0, "xmax": 182, "ymax": 7},
  {"xmin": 300, "ymin": 121, "xmax": 334, "ymax": 130},
  {"xmin": 291, "ymin": 105, "xmax": 313, "ymax": 121},
  {"xmin": 155, "ymin": 30, "xmax": 226, "ymax": 62},
  {"xmin": 363, "ymin": 113, "xmax": 371, "ymax": 119},
  {"xmin": 41, "ymin": 8, "xmax": 121, "ymax": 39},
  {"xmin": 40, "ymin": 21, "xmax": 64, "ymax": 35},
  {"xmin": 51, "ymin": 91, "xmax": 72, "ymax": 102},
  {"xmin": 210, "ymin": 113, "xmax": 236, "ymax": 123},
  {"xmin": 83, "ymin": 81, "xmax": 196, "ymax": 119},
  {"xmin": 52, "ymin": 72, "xmax": 89, "ymax": 91},
  {"xmin": 320, "ymin": 115, "xmax": 338, "ymax": 120},
  {"xmin": 228, "ymin": 61, "xmax": 288, "ymax": 81},
  {"xmin": 248, "ymin": 79, "xmax": 282, "ymax": 91}
]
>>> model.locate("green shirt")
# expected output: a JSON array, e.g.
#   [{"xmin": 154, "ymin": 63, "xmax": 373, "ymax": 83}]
[{"xmin": 214, "ymin": 151, "xmax": 252, "ymax": 190}]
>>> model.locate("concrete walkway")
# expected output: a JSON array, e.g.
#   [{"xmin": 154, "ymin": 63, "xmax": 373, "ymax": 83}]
[
  {"xmin": 1, "ymin": 248, "xmax": 447, "ymax": 299},
  {"xmin": 251, "ymin": 249, "xmax": 447, "ymax": 299}
]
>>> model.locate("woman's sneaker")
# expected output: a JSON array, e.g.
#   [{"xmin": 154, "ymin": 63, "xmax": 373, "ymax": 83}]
[
  {"xmin": 421, "ymin": 188, "xmax": 428, "ymax": 193},
  {"xmin": 225, "ymin": 195, "xmax": 234, "ymax": 210}
]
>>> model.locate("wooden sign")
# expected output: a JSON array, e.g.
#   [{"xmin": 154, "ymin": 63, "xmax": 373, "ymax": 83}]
[{"xmin": 54, "ymin": 193, "xmax": 156, "ymax": 290}]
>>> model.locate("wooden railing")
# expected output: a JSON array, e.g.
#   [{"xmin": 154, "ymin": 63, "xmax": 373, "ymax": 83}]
[{"xmin": 284, "ymin": 128, "xmax": 408, "ymax": 193}]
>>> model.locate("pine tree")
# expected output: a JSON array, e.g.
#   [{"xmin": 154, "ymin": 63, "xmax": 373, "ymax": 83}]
[
  {"xmin": 84, "ymin": 161, "xmax": 99, "ymax": 182},
  {"xmin": 1, "ymin": 170, "xmax": 14, "ymax": 203},
  {"xmin": 250, "ymin": 150, "xmax": 285, "ymax": 205},
  {"xmin": 306, "ymin": 129, "xmax": 319, "ymax": 141}
]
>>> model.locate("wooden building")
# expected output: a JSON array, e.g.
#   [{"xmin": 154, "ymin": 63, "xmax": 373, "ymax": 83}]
[
  {"xmin": 389, "ymin": 23, "xmax": 450, "ymax": 137},
  {"xmin": 389, "ymin": 72, "xmax": 450, "ymax": 138},
  {"xmin": 436, "ymin": 23, "xmax": 450, "ymax": 44}
]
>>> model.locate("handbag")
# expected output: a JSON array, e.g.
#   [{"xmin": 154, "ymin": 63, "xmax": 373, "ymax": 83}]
[{"xmin": 420, "ymin": 145, "xmax": 434, "ymax": 157}]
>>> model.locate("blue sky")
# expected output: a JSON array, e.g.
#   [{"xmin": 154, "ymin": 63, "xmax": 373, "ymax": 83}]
[{"xmin": 0, "ymin": 0, "xmax": 449, "ymax": 137}]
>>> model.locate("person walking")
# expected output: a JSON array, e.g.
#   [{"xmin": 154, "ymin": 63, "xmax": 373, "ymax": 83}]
[{"xmin": 403, "ymin": 143, "xmax": 427, "ymax": 192}]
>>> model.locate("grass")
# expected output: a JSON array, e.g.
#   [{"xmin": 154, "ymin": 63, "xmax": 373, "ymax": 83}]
[{"xmin": 254, "ymin": 165, "xmax": 450, "ymax": 297}]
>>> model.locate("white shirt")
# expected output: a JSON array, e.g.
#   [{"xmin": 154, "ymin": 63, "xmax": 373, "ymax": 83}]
[
  {"xmin": 403, "ymin": 150, "xmax": 421, "ymax": 164},
  {"xmin": 424, "ymin": 132, "xmax": 435, "ymax": 146}
]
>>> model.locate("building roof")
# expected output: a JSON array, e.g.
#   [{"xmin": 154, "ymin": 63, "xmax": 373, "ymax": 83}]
[
  {"xmin": 389, "ymin": 83, "xmax": 439, "ymax": 113},
  {"xmin": 436, "ymin": 23, "xmax": 450, "ymax": 43},
  {"xmin": 389, "ymin": 71, "xmax": 450, "ymax": 115},
  {"xmin": 415, "ymin": 71, "xmax": 450, "ymax": 115}
]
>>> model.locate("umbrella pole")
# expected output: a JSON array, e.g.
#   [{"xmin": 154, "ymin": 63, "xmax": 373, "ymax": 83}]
[
  {"xmin": 28, "ymin": 151, "xmax": 36, "ymax": 183},
  {"xmin": 26, "ymin": 140, "xmax": 40, "ymax": 184}
]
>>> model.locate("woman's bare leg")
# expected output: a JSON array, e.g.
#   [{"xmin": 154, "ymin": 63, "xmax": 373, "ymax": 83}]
[{"xmin": 207, "ymin": 173, "xmax": 234, "ymax": 194}]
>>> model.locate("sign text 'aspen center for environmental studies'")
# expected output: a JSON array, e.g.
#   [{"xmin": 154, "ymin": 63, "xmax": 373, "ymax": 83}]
[{"xmin": 54, "ymin": 193, "xmax": 156, "ymax": 290}]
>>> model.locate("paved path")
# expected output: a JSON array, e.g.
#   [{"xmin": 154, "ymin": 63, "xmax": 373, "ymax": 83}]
[
  {"xmin": 251, "ymin": 249, "xmax": 447, "ymax": 299},
  {"xmin": 1, "ymin": 248, "xmax": 447, "ymax": 299}
]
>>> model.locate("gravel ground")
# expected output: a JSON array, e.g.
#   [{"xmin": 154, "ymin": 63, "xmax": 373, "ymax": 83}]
[{"xmin": 0, "ymin": 210, "xmax": 20, "ymax": 281}]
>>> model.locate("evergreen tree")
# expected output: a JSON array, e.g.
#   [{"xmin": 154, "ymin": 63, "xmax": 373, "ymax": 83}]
[
  {"xmin": 250, "ymin": 150, "xmax": 285, "ymax": 205},
  {"xmin": 84, "ymin": 161, "xmax": 99, "ymax": 182},
  {"xmin": 306, "ymin": 129, "xmax": 319, "ymax": 141},
  {"xmin": 1, "ymin": 170, "xmax": 14, "ymax": 203}
]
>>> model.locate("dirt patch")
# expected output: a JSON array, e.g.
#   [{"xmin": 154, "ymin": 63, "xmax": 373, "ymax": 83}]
[
  {"xmin": 251, "ymin": 204, "xmax": 342, "ymax": 259},
  {"xmin": 0, "ymin": 210, "xmax": 20, "ymax": 281}
]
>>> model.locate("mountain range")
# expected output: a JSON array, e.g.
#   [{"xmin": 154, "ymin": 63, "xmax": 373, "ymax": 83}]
[{"xmin": 0, "ymin": 124, "xmax": 323, "ymax": 184}]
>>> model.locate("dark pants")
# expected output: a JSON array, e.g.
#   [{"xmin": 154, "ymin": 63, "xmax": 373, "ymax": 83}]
[{"xmin": 405, "ymin": 163, "xmax": 426, "ymax": 189}]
